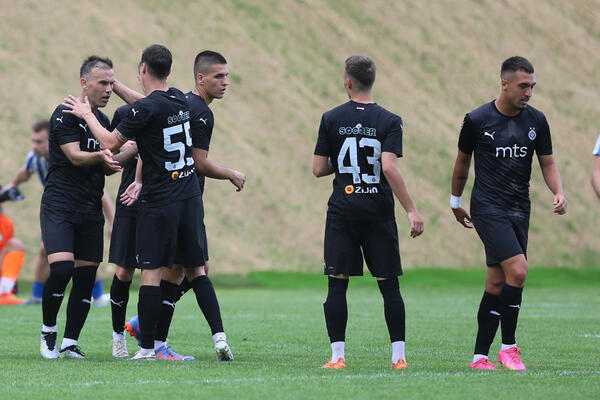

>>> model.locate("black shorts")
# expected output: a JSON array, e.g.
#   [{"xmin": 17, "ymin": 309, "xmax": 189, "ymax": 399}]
[
  {"xmin": 108, "ymin": 215, "xmax": 137, "ymax": 268},
  {"xmin": 136, "ymin": 196, "xmax": 206, "ymax": 269},
  {"xmin": 174, "ymin": 224, "xmax": 209, "ymax": 265},
  {"xmin": 323, "ymin": 217, "xmax": 402, "ymax": 278},
  {"xmin": 40, "ymin": 205, "xmax": 104, "ymax": 263},
  {"xmin": 471, "ymin": 214, "xmax": 529, "ymax": 266}
]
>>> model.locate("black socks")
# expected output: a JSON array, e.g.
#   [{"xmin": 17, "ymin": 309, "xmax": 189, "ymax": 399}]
[
  {"xmin": 499, "ymin": 283, "xmax": 523, "ymax": 345},
  {"xmin": 190, "ymin": 275, "xmax": 224, "ymax": 335},
  {"xmin": 42, "ymin": 261, "xmax": 74, "ymax": 327},
  {"xmin": 64, "ymin": 266, "xmax": 98, "ymax": 340},
  {"xmin": 377, "ymin": 278, "xmax": 406, "ymax": 342},
  {"xmin": 323, "ymin": 277, "xmax": 349, "ymax": 343},
  {"xmin": 110, "ymin": 274, "xmax": 132, "ymax": 333},
  {"xmin": 138, "ymin": 285, "xmax": 161, "ymax": 350},
  {"xmin": 155, "ymin": 280, "xmax": 181, "ymax": 342},
  {"xmin": 474, "ymin": 291, "xmax": 500, "ymax": 355}
]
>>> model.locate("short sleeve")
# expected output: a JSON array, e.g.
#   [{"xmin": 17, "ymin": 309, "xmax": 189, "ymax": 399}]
[
  {"xmin": 534, "ymin": 114, "xmax": 552, "ymax": 156},
  {"xmin": 457, "ymin": 114, "xmax": 478, "ymax": 154},
  {"xmin": 592, "ymin": 134, "xmax": 600, "ymax": 156},
  {"xmin": 314, "ymin": 114, "xmax": 331, "ymax": 156},
  {"xmin": 23, "ymin": 151, "xmax": 36, "ymax": 173},
  {"xmin": 54, "ymin": 111, "xmax": 81, "ymax": 146},
  {"xmin": 116, "ymin": 101, "xmax": 151, "ymax": 139},
  {"xmin": 382, "ymin": 115, "xmax": 403, "ymax": 157},
  {"xmin": 191, "ymin": 111, "xmax": 213, "ymax": 150}
]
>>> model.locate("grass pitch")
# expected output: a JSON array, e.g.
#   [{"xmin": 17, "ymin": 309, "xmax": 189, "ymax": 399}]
[{"xmin": 1, "ymin": 269, "xmax": 598, "ymax": 399}]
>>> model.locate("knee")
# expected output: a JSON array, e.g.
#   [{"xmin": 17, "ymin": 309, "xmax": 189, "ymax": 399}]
[
  {"xmin": 115, "ymin": 267, "xmax": 134, "ymax": 282},
  {"xmin": 507, "ymin": 264, "xmax": 528, "ymax": 287},
  {"xmin": 6, "ymin": 237, "xmax": 24, "ymax": 252}
]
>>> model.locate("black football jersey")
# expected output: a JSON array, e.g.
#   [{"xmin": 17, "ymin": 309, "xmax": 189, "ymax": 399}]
[
  {"xmin": 42, "ymin": 104, "xmax": 110, "ymax": 213},
  {"xmin": 314, "ymin": 101, "xmax": 403, "ymax": 220},
  {"xmin": 458, "ymin": 101, "xmax": 553, "ymax": 218},
  {"xmin": 116, "ymin": 88, "xmax": 200, "ymax": 205},
  {"xmin": 110, "ymin": 105, "xmax": 138, "ymax": 217},
  {"xmin": 186, "ymin": 91, "xmax": 215, "ymax": 194}
]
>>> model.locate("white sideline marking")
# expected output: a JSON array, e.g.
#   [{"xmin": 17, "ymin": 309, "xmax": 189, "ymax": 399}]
[
  {"xmin": 582, "ymin": 334, "xmax": 600, "ymax": 338},
  {"xmin": 9, "ymin": 370, "xmax": 598, "ymax": 388}
]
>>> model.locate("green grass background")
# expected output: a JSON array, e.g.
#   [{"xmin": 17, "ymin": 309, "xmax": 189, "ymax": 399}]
[{"xmin": 1, "ymin": 269, "xmax": 598, "ymax": 399}]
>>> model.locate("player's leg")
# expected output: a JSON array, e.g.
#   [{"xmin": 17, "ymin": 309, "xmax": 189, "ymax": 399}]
[
  {"xmin": 40, "ymin": 205, "xmax": 75, "ymax": 359},
  {"xmin": 132, "ymin": 267, "xmax": 163, "ymax": 360},
  {"xmin": 0, "ymin": 237, "xmax": 26, "ymax": 304},
  {"xmin": 108, "ymin": 214, "xmax": 137, "ymax": 356},
  {"xmin": 111, "ymin": 266, "xmax": 134, "ymax": 357},
  {"xmin": 497, "ymin": 253, "xmax": 527, "ymax": 370},
  {"xmin": 321, "ymin": 218, "xmax": 361, "ymax": 369},
  {"xmin": 153, "ymin": 264, "xmax": 195, "ymax": 361},
  {"xmin": 363, "ymin": 220, "xmax": 406, "ymax": 369},
  {"xmin": 471, "ymin": 265, "xmax": 503, "ymax": 370},
  {"xmin": 59, "ymin": 212, "xmax": 105, "ymax": 358}
]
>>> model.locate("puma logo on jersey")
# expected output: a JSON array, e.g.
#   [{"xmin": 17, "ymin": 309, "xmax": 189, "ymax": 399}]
[
  {"xmin": 56, "ymin": 116, "xmax": 64, "ymax": 123},
  {"xmin": 131, "ymin": 108, "xmax": 139, "ymax": 117},
  {"xmin": 197, "ymin": 118, "xmax": 207, "ymax": 124},
  {"xmin": 79, "ymin": 123, "xmax": 87, "ymax": 131},
  {"xmin": 484, "ymin": 131, "xmax": 495, "ymax": 140}
]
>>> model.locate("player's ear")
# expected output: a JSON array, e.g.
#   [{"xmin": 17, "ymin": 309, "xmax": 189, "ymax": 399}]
[{"xmin": 81, "ymin": 77, "xmax": 87, "ymax": 89}]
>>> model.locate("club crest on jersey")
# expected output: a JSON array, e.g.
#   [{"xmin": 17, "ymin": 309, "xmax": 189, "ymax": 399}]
[
  {"xmin": 345, "ymin": 185, "xmax": 354, "ymax": 194},
  {"xmin": 528, "ymin": 127, "xmax": 536, "ymax": 141}
]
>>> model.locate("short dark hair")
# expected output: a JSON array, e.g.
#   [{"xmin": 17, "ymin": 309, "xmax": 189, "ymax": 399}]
[
  {"xmin": 193, "ymin": 50, "xmax": 227, "ymax": 78},
  {"xmin": 141, "ymin": 44, "xmax": 172, "ymax": 79},
  {"xmin": 32, "ymin": 120, "xmax": 50, "ymax": 133},
  {"xmin": 80, "ymin": 55, "xmax": 113, "ymax": 78},
  {"xmin": 501, "ymin": 56, "xmax": 534, "ymax": 78},
  {"xmin": 345, "ymin": 55, "xmax": 376, "ymax": 91}
]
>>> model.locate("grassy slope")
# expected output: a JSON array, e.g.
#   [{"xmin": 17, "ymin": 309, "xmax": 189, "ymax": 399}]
[
  {"xmin": 1, "ymin": 271, "xmax": 598, "ymax": 399},
  {"xmin": 1, "ymin": 0, "xmax": 600, "ymax": 277}
]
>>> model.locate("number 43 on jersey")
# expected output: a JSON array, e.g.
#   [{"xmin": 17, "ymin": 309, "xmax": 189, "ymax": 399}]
[{"xmin": 337, "ymin": 137, "xmax": 381, "ymax": 184}]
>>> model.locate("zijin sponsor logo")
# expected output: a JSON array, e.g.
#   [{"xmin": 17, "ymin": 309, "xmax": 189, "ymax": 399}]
[
  {"xmin": 171, "ymin": 169, "xmax": 193, "ymax": 181},
  {"xmin": 345, "ymin": 185, "xmax": 378, "ymax": 194},
  {"xmin": 171, "ymin": 171, "xmax": 179, "ymax": 180},
  {"xmin": 495, "ymin": 145, "xmax": 528, "ymax": 158},
  {"xmin": 167, "ymin": 110, "xmax": 190, "ymax": 125},
  {"xmin": 338, "ymin": 123, "xmax": 376, "ymax": 137}
]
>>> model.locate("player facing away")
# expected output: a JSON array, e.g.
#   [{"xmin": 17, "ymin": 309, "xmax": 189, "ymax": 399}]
[
  {"xmin": 39, "ymin": 56, "xmax": 121, "ymax": 359},
  {"xmin": 117, "ymin": 50, "xmax": 242, "ymax": 361},
  {"xmin": 450, "ymin": 56, "xmax": 567, "ymax": 370},
  {"xmin": 313, "ymin": 55, "xmax": 424, "ymax": 370},
  {"xmin": 62, "ymin": 44, "xmax": 213, "ymax": 360},
  {"xmin": 590, "ymin": 134, "xmax": 600, "ymax": 199}
]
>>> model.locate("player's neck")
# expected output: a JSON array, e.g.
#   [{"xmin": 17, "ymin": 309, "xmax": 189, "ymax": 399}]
[
  {"xmin": 143, "ymin": 77, "xmax": 168, "ymax": 96},
  {"xmin": 192, "ymin": 86, "xmax": 213, "ymax": 105},
  {"xmin": 494, "ymin": 97, "xmax": 520, "ymax": 117},
  {"xmin": 79, "ymin": 93, "xmax": 98, "ymax": 113},
  {"xmin": 349, "ymin": 91, "xmax": 374, "ymax": 104}
]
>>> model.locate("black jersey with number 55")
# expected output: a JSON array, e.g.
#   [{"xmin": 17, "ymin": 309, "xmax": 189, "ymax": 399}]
[
  {"xmin": 116, "ymin": 88, "xmax": 200, "ymax": 205},
  {"xmin": 314, "ymin": 101, "xmax": 403, "ymax": 221}
]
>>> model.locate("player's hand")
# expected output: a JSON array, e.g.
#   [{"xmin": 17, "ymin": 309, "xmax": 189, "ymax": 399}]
[
  {"xmin": 452, "ymin": 207, "xmax": 473, "ymax": 228},
  {"xmin": 407, "ymin": 210, "xmax": 424, "ymax": 238},
  {"xmin": 121, "ymin": 181, "xmax": 142, "ymax": 206},
  {"xmin": 229, "ymin": 169, "xmax": 246, "ymax": 192},
  {"xmin": 101, "ymin": 149, "xmax": 122, "ymax": 172},
  {"xmin": 62, "ymin": 95, "xmax": 93, "ymax": 119},
  {"xmin": 553, "ymin": 193, "xmax": 567, "ymax": 215}
]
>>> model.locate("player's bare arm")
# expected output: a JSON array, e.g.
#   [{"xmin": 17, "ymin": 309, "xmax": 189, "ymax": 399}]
[
  {"xmin": 538, "ymin": 154, "xmax": 567, "ymax": 215},
  {"xmin": 60, "ymin": 142, "xmax": 120, "ymax": 173},
  {"xmin": 591, "ymin": 156, "xmax": 600, "ymax": 199},
  {"xmin": 61, "ymin": 95, "xmax": 127, "ymax": 152},
  {"xmin": 3, "ymin": 168, "xmax": 32, "ymax": 191},
  {"xmin": 112, "ymin": 141, "xmax": 138, "ymax": 167},
  {"xmin": 102, "ymin": 188, "xmax": 115, "ymax": 237},
  {"xmin": 113, "ymin": 80, "xmax": 144, "ymax": 106},
  {"xmin": 121, "ymin": 156, "xmax": 143, "ymax": 206},
  {"xmin": 312, "ymin": 155, "xmax": 334, "ymax": 177},
  {"xmin": 450, "ymin": 149, "xmax": 474, "ymax": 228},
  {"xmin": 191, "ymin": 148, "xmax": 245, "ymax": 191},
  {"xmin": 381, "ymin": 152, "xmax": 424, "ymax": 238}
]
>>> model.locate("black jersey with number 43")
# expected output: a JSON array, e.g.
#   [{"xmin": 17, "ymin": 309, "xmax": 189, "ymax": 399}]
[
  {"xmin": 314, "ymin": 101, "xmax": 403, "ymax": 220},
  {"xmin": 43, "ymin": 104, "xmax": 110, "ymax": 213},
  {"xmin": 458, "ymin": 101, "xmax": 552, "ymax": 218},
  {"xmin": 186, "ymin": 91, "xmax": 215, "ymax": 195},
  {"xmin": 116, "ymin": 88, "xmax": 200, "ymax": 205}
]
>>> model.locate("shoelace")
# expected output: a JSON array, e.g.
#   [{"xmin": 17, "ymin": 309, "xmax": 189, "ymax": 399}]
[{"xmin": 506, "ymin": 347, "xmax": 522, "ymax": 363}]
